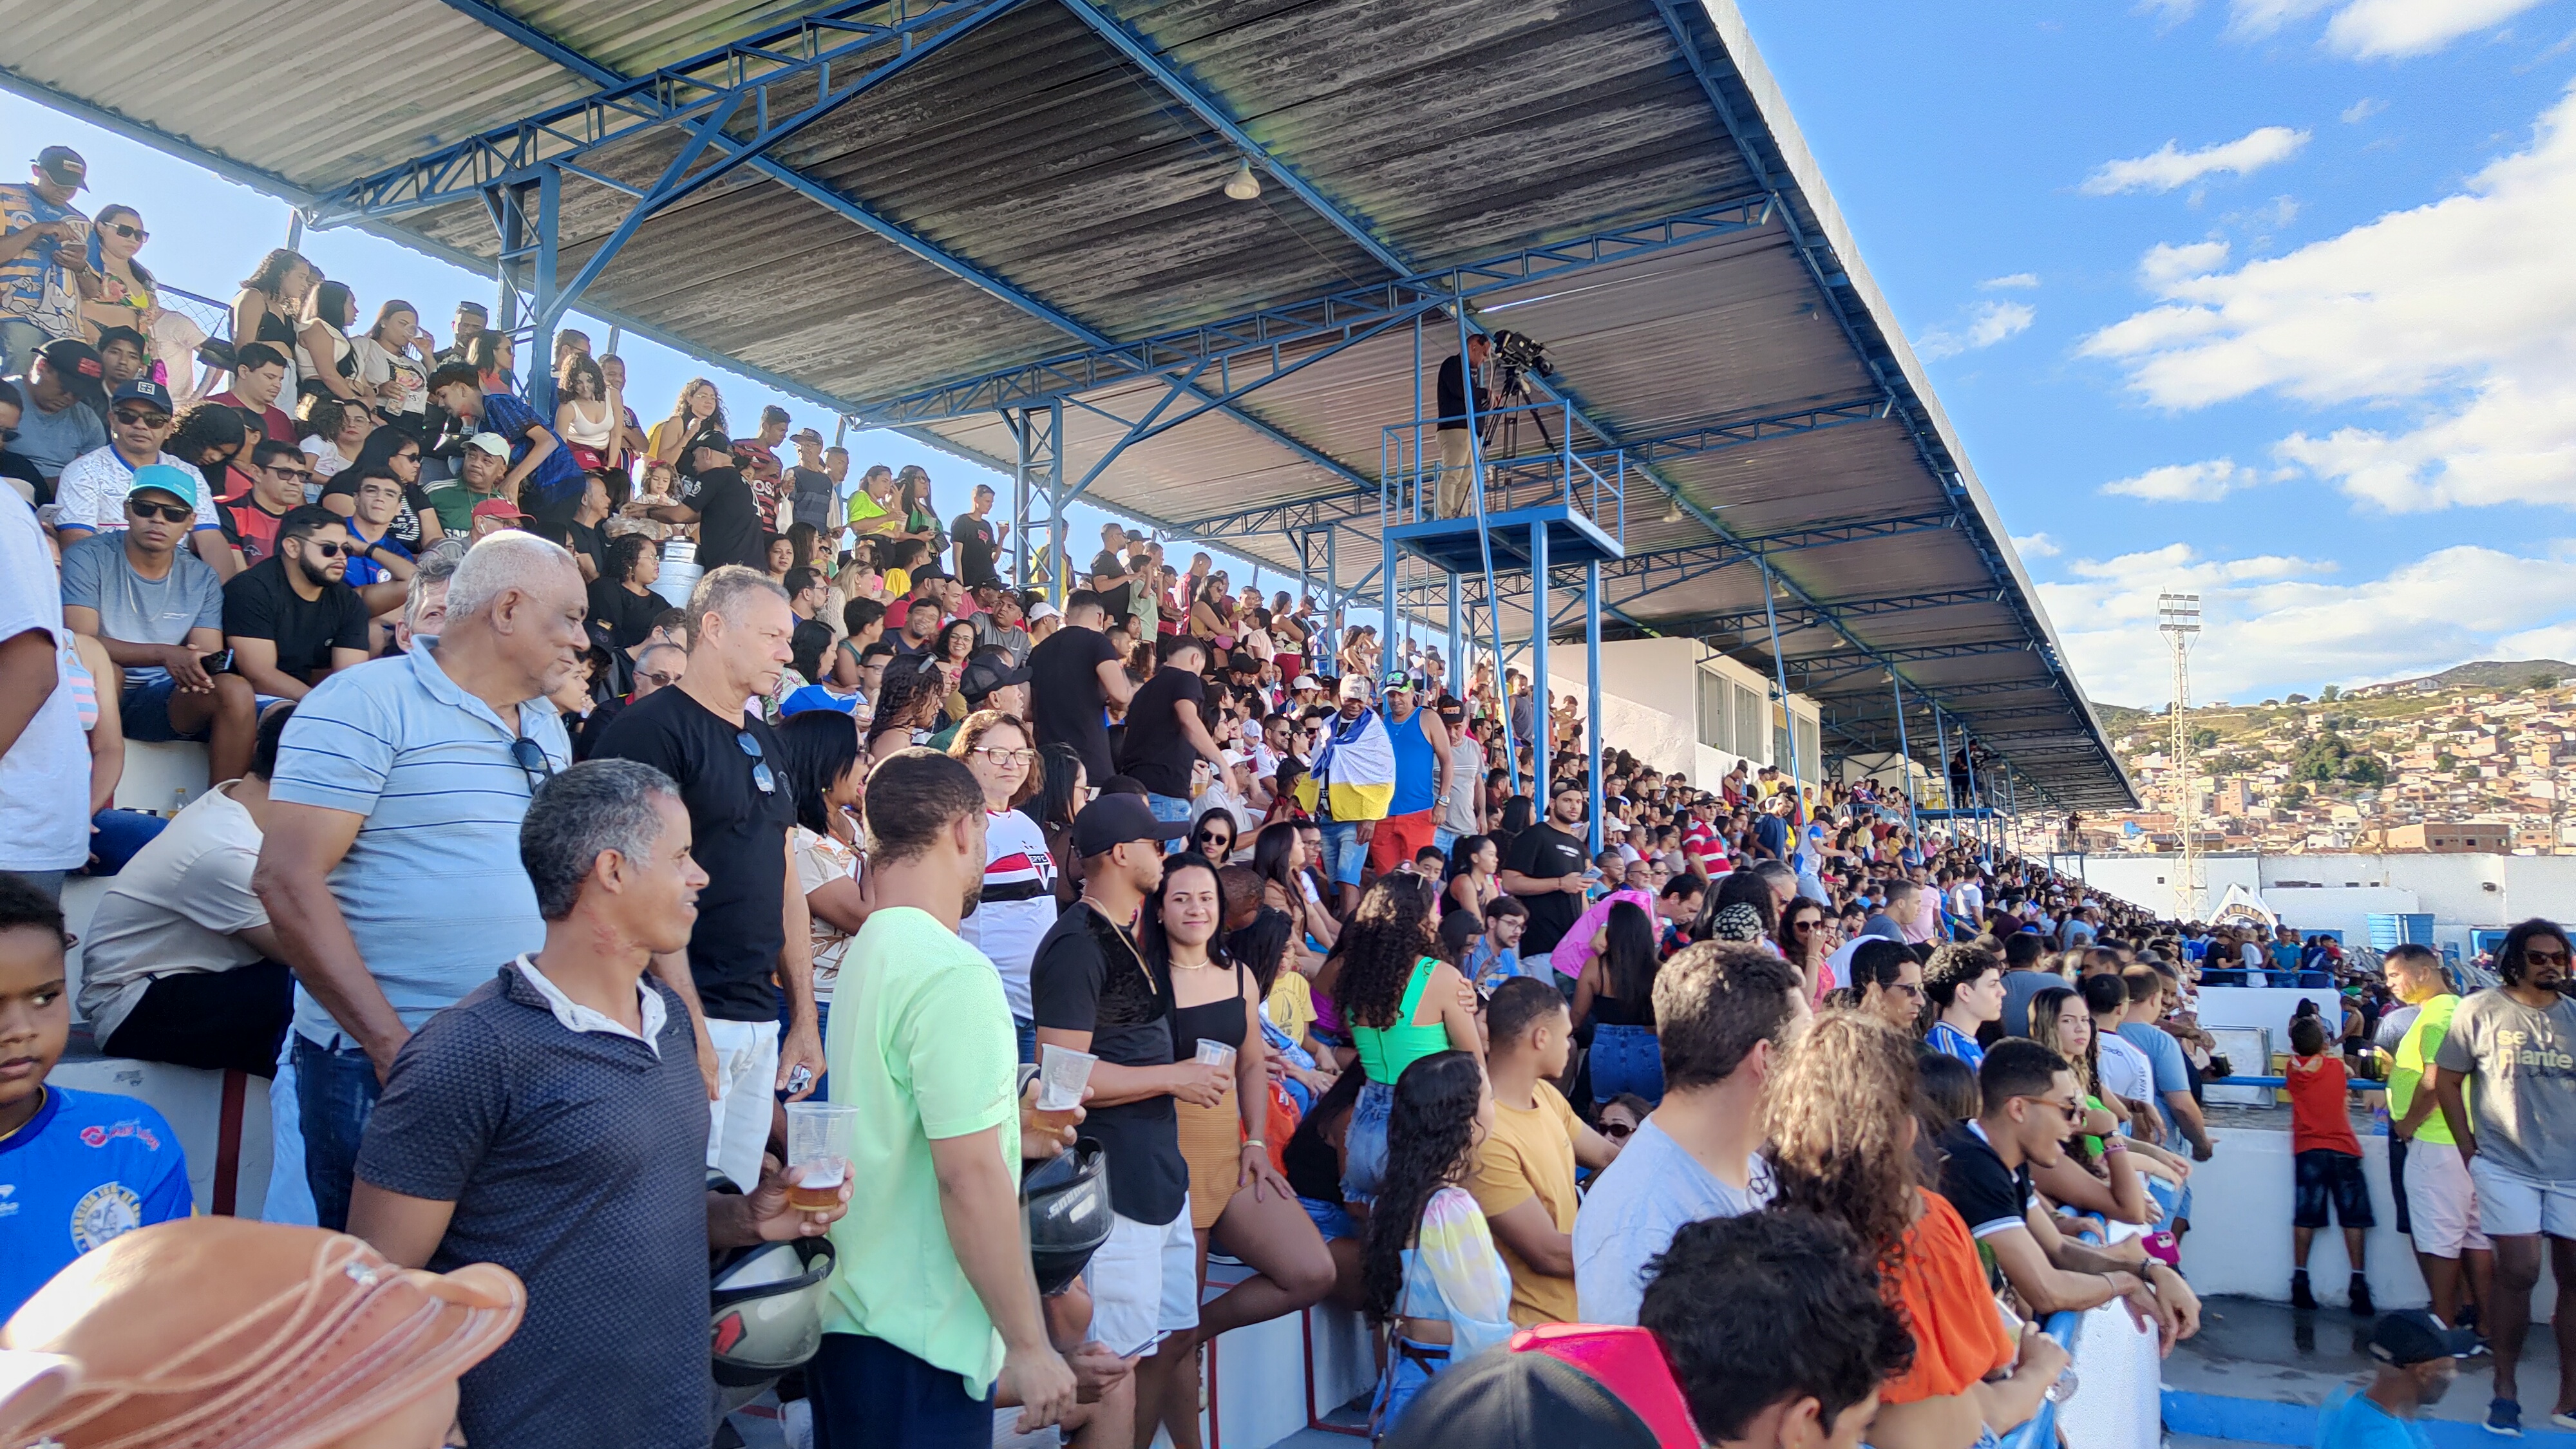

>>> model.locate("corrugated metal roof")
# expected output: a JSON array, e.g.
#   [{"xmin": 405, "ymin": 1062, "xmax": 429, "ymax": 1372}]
[{"xmin": 0, "ymin": 0, "xmax": 2134, "ymax": 808}]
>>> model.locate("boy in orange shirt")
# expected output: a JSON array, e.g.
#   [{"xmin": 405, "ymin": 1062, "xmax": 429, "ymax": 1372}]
[{"xmin": 2288, "ymin": 1014, "xmax": 2374, "ymax": 1314}]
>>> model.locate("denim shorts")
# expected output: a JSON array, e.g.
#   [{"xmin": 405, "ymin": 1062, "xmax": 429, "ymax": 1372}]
[
  {"xmin": 1318, "ymin": 820, "xmax": 1369, "ymax": 886},
  {"xmin": 1587, "ymin": 1022, "xmax": 1665, "ymax": 1108},
  {"xmin": 1301, "ymin": 1195, "xmax": 1358, "ymax": 1242},
  {"xmin": 1146, "ymin": 791, "xmax": 1193, "ymax": 853},
  {"xmin": 2293, "ymin": 1148, "xmax": 2374, "ymax": 1230},
  {"xmin": 120, "ymin": 676, "xmax": 210, "ymax": 743},
  {"xmin": 1342, "ymin": 1078, "xmax": 1395, "ymax": 1204}
]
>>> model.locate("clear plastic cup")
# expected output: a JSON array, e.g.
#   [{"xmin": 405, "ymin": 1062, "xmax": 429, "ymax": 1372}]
[
  {"xmin": 1195, "ymin": 1037, "xmax": 1238, "ymax": 1072},
  {"xmin": 1036, "ymin": 1043, "xmax": 1097, "ymax": 1131},
  {"xmin": 782, "ymin": 1101, "xmax": 858, "ymax": 1211}
]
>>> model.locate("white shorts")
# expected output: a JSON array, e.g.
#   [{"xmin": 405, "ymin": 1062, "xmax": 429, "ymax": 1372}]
[
  {"xmin": 2405, "ymin": 1139, "xmax": 2491, "ymax": 1257},
  {"xmin": 1081, "ymin": 1202, "xmax": 1199, "ymax": 1358},
  {"xmin": 2469, "ymin": 1155, "xmax": 2576, "ymax": 1241},
  {"xmin": 705, "ymin": 1016, "xmax": 781, "ymax": 1193}
]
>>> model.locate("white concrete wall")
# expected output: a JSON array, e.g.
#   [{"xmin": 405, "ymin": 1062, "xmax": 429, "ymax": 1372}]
[
  {"xmin": 1591, "ymin": 638, "xmax": 1816, "ymax": 793},
  {"xmin": 2078, "ymin": 852, "xmax": 2575, "ymax": 952}
]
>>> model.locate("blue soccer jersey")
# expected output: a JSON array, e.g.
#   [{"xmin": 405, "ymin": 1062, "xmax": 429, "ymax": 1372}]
[{"xmin": 0, "ymin": 1086, "xmax": 192, "ymax": 1316}]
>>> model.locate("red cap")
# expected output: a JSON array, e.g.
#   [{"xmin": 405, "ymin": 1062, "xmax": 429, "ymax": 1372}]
[{"xmin": 469, "ymin": 498, "xmax": 527, "ymax": 520}]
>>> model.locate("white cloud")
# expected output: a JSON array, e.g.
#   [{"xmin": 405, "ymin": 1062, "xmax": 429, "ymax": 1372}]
[
  {"xmin": 2342, "ymin": 97, "xmax": 2387, "ymax": 122},
  {"xmin": 2042, "ymin": 538, "xmax": 2576, "ymax": 705},
  {"xmin": 2100, "ymin": 458, "xmax": 2263, "ymax": 501},
  {"xmin": 2138, "ymin": 0, "xmax": 2201, "ymax": 21},
  {"xmin": 2081, "ymin": 126, "xmax": 2311, "ymax": 194},
  {"xmin": 1917, "ymin": 300, "xmax": 2036, "ymax": 359},
  {"xmin": 2080, "ymin": 82, "xmax": 2576, "ymax": 511},
  {"xmin": 1981, "ymin": 272, "xmax": 2043, "ymax": 289},
  {"xmin": 2226, "ymin": 0, "xmax": 2548, "ymax": 57},
  {"xmin": 2012, "ymin": 532, "xmax": 2063, "ymax": 558}
]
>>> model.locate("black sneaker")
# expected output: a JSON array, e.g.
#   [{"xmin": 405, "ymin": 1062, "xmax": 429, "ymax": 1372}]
[
  {"xmin": 2350, "ymin": 1275, "xmax": 2376, "ymax": 1316},
  {"xmin": 2292, "ymin": 1271, "xmax": 2317, "ymax": 1310}
]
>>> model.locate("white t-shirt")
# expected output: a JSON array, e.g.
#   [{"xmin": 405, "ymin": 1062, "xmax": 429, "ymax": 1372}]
[
  {"xmin": 2095, "ymin": 1029, "xmax": 2155, "ymax": 1107},
  {"xmin": 52, "ymin": 447, "xmax": 219, "ymax": 535},
  {"xmin": 958, "ymin": 808, "xmax": 1056, "ymax": 1020},
  {"xmin": 76, "ymin": 781, "xmax": 268, "ymax": 1041},
  {"xmin": 0, "ymin": 488, "xmax": 88, "ymax": 870}
]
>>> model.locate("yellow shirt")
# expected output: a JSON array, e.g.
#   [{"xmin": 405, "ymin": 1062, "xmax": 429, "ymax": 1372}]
[
  {"xmin": 1267, "ymin": 971, "xmax": 1316, "ymax": 1050},
  {"xmin": 1468, "ymin": 1080, "xmax": 1581, "ymax": 1326}
]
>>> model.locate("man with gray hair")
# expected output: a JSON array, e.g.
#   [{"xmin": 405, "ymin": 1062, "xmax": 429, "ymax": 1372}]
[
  {"xmin": 596, "ymin": 562, "xmax": 825, "ymax": 1191},
  {"xmin": 348, "ymin": 759, "xmax": 849, "ymax": 1449},
  {"xmin": 253, "ymin": 529, "xmax": 590, "ymax": 1230}
]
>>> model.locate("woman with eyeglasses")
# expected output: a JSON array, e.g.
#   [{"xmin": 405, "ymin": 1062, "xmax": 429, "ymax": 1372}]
[
  {"xmin": 947, "ymin": 710, "xmax": 1052, "ymax": 1063},
  {"xmin": 1189, "ymin": 806, "xmax": 1238, "ymax": 864},
  {"xmin": 778, "ymin": 709, "xmax": 867, "ymax": 1078},
  {"xmin": 1777, "ymin": 896, "xmax": 1833, "ymax": 1006},
  {"xmin": 1762, "ymin": 1010, "xmax": 2070, "ymax": 1448}
]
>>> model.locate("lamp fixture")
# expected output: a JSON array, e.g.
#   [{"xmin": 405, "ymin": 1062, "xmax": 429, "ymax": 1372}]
[
  {"xmin": 1661, "ymin": 495, "xmax": 1685, "ymax": 524},
  {"xmin": 1222, "ymin": 158, "xmax": 1262, "ymax": 201}
]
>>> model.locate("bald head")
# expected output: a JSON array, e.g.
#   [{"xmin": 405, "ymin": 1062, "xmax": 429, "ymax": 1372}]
[{"xmin": 448, "ymin": 531, "xmax": 582, "ymax": 622}]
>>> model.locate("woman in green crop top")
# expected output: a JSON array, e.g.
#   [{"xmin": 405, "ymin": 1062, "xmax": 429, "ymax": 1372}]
[{"xmin": 1314, "ymin": 875, "xmax": 1481, "ymax": 1205}]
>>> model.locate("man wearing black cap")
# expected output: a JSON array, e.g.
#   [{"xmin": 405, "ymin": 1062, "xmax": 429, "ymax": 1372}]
[
  {"xmin": 2317, "ymin": 1310, "xmax": 2477, "ymax": 1449},
  {"xmin": 0, "ymin": 147, "xmax": 98, "ymax": 377},
  {"xmin": 0, "ymin": 336, "xmax": 106, "ymax": 489},
  {"xmin": 55, "ymin": 379, "xmax": 236, "ymax": 577},
  {"xmin": 644, "ymin": 434, "xmax": 764, "ymax": 570},
  {"xmin": 1028, "ymin": 794, "xmax": 1217, "ymax": 1446},
  {"xmin": 787, "ymin": 426, "xmax": 834, "ymax": 533}
]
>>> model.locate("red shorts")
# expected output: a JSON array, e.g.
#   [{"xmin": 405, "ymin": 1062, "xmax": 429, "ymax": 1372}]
[{"xmin": 1367, "ymin": 809, "xmax": 1439, "ymax": 878}]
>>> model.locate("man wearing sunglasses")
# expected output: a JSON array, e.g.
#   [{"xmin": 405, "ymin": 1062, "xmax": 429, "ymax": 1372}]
[
  {"xmin": 214, "ymin": 441, "xmax": 312, "ymax": 569},
  {"xmin": 594, "ymin": 564, "xmax": 826, "ymax": 1193},
  {"xmin": 53, "ymin": 379, "xmax": 233, "ymax": 580},
  {"xmin": 1940, "ymin": 1039, "xmax": 2199, "ymax": 1351},
  {"xmin": 220, "ymin": 505, "xmax": 369, "ymax": 703},
  {"xmin": 59, "ymin": 462, "xmax": 260, "ymax": 780},
  {"xmin": 2433, "ymin": 917, "xmax": 2576, "ymax": 1435}
]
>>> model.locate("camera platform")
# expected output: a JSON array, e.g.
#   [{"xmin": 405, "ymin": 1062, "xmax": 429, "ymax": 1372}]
[{"xmin": 1385, "ymin": 503, "xmax": 1624, "ymax": 574}]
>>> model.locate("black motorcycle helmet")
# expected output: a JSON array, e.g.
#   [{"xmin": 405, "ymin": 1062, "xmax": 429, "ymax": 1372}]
[
  {"xmin": 708, "ymin": 1173, "xmax": 838, "ymax": 1416},
  {"xmin": 1024, "ymin": 1137, "xmax": 1112, "ymax": 1296}
]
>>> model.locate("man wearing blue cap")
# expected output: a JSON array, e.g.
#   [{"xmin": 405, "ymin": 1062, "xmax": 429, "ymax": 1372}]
[
  {"xmin": 2317, "ymin": 1309, "xmax": 2478, "ymax": 1449},
  {"xmin": 54, "ymin": 377, "xmax": 238, "ymax": 580},
  {"xmin": 59, "ymin": 461, "xmax": 260, "ymax": 781}
]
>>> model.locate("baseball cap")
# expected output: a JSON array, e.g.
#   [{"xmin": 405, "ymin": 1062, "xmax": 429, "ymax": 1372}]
[
  {"xmin": 2368, "ymin": 1311, "xmax": 2480, "ymax": 1367},
  {"xmin": 1027, "ymin": 601, "xmax": 1062, "ymax": 624},
  {"xmin": 109, "ymin": 379, "xmax": 175, "ymax": 416},
  {"xmin": 1293, "ymin": 674, "xmax": 1320, "ymax": 690},
  {"xmin": 126, "ymin": 462, "xmax": 198, "ymax": 509},
  {"xmin": 464, "ymin": 431, "xmax": 511, "ymax": 457},
  {"xmin": 1071, "ymin": 794, "xmax": 1191, "ymax": 857},
  {"xmin": 34, "ymin": 146, "xmax": 86, "ymax": 191},
  {"xmin": 1227, "ymin": 650, "xmax": 1260, "ymax": 674},
  {"xmin": 1338, "ymin": 676, "xmax": 1372, "ymax": 701},
  {"xmin": 790, "ymin": 426, "xmax": 825, "ymax": 445},
  {"xmin": 470, "ymin": 498, "xmax": 528, "ymax": 520},
  {"xmin": 1382, "ymin": 672, "xmax": 1416, "ymax": 694},
  {"xmin": 32, "ymin": 337, "xmax": 108, "ymax": 413},
  {"xmin": 1379, "ymin": 1324, "xmax": 1698, "ymax": 1449},
  {"xmin": 960, "ymin": 654, "xmax": 1032, "ymax": 702}
]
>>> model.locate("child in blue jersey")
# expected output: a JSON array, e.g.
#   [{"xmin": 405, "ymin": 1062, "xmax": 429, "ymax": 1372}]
[{"xmin": 0, "ymin": 871, "xmax": 191, "ymax": 1318}]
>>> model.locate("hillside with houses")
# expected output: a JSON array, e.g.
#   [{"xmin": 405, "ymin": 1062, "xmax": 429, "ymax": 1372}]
[{"xmin": 2074, "ymin": 661, "xmax": 2574, "ymax": 857}]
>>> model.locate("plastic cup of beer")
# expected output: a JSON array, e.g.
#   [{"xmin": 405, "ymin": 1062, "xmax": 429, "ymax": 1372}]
[
  {"xmin": 783, "ymin": 1102, "xmax": 858, "ymax": 1211},
  {"xmin": 1195, "ymin": 1037, "xmax": 1238, "ymax": 1073},
  {"xmin": 1036, "ymin": 1043, "xmax": 1095, "ymax": 1133}
]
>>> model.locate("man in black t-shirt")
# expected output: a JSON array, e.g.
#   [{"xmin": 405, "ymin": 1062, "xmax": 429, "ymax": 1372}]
[
  {"xmin": 643, "ymin": 437, "xmax": 764, "ymax": 571},
  {"xmin": 1118, "ymin": 635, "xmax": 1226, "ymax": 826},
  {"xmin": 1087, "ymin": 522, "xmax": 1137, "ymax": 620},
  {"xmin": 949, "ymin": 483, "xmax": 1005, "ymax": 589},
  {"xmin": 1024, "ymin": 591, "xmax": 1134, "ymax": 785},
  {"xmin": 592, "ymin": 564, "xmax": 823, "ymax": 1192},
  {"xmin": 221, "ymin": 505, "xmax": 370, "ymax": 701},
  {"xmin": 1028, "ymin": 795, "xmax": 1207, "ymax": 1376},
  {"xmin": 1938, "ymin": 1039, "xmax": 2201, "ymax": 1342},
  {"xmin": 1499, "ymin": 779, "xmax": 1591, "ymax": 958},
  {"xmin": 1432, "ymin": 335, "xmax": 1492, "ymax": 517}
]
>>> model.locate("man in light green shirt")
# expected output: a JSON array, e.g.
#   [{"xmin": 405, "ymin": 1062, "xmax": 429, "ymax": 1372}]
[
  {"xmin": 2386, "ymin": 942, "xmax": 2489, "ymax": 1334},
  {"xmin": 817, "ymin": 748, "xmax": 1075, "ymax": 1447}
]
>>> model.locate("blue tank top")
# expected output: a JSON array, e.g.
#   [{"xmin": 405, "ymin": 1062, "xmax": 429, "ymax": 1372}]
[{"xmin": 1386, "ymin": 707, "xmax": 1436, "ymax": 815}]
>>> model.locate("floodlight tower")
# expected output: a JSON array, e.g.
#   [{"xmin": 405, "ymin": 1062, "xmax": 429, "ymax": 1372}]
[{"xmin": 2159, "ymin": 592, "xmax": 2203, "ymax": 920}]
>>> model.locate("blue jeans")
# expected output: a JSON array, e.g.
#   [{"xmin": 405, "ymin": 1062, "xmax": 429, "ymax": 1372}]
[
  {"xmin": 294, "ymin": 1035, "xmax": 383, "ymax": 1232},
  {"xmin": 1015, "ymin": 1014, "xmax": 1037, "ymax": 1066},
  {"xmin": 1342, "ymin": 1078, "xmax": 1395, "ymax": 1205},
  {"xmin": 84, "ymin": 809, "xmax": 168, "ymax": 875},
  {"xmin": 1146, "ymin": 791, "xmax": 1193, "ymax": 852},
  {"xmin": 0, "ymin": 319, "xmax": 53, "ymax": 380},
  {"xmin": 1432, "ymin": 827, "xmax": 1459, "ymax": 855},
  {"xmin": 779, "ymin": 990, "xmax": 833, "ymax": 1099},
  {"xmin": 1317, "ymin": 820, "xmax": 1369, "ymax": 886},
  {"xmin": 1588, "ymin": 1023, "xmax": 1664, "ymax": 1109},
  {"xmin": 1372, "ymin": 1337, "xmax": 1451, "ymax": 1437}
]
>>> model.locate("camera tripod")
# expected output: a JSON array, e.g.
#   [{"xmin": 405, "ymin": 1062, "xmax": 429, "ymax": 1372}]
[{"xmin": 1470, "ymin": 369, "xmax": 1554, "ymax": 511}]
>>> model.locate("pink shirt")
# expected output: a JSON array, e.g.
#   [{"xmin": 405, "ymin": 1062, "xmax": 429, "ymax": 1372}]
[{"xmin": 1550, "ymin": 886, "xmax": 1656, "ymax": 980}]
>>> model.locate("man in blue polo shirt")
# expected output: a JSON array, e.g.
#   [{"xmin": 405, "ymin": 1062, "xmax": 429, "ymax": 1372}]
[
  {"xmin": 252, "ymin": 531, "xmax": 589, "ymax": 1230},
  {"xmin": 0, "ymin": 871, "xmax": 191, "ymax": 1317}
]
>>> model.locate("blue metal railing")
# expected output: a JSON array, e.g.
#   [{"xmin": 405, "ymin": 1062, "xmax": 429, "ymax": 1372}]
[
  {"xmin": 2001, "ymin": 1184, "xmax": 2188, "ymax": 1449},
  {"xmin": 1378, "ymin": 401, "xmax": 1626, "ymax": 545}
]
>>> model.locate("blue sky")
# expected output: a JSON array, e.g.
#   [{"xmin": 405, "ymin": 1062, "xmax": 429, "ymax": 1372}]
[
  {"xmin": 13, "ymin": 1, "xmax": 2575, "ymax": 707},
  {"xmin": 1740, "ymin": 0, "xmax": 2576, "ymax": 707}
]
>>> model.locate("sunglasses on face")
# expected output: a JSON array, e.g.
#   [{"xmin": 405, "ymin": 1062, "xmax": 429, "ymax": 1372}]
[
  {"xmin": 103, "ymin": 221, "xmax": 147, "ymax": 241},
  {"xmin": 2526, "ymin": 948, "xmax": 2573, "ymax": 967},
  {"xmin": 634, "ymin": 669, "xmax": 680, "ymax": 689},
  {"xmin": 267, "ymin": 464, "xmax": 310, "ymax": 482},
  {"xmin": 296, "ymin": 538, "xmax": 348, "ymax": 558},
  {"xmin": 737, "ymin": 730, "xmax": 776, "ymax": 795},
  {"xmin": 126, "ymin": 498, "xmax": 193, "ymax": 523},
  {"xmin": 112, "ymin": 408, "xmax": 169, "ymax": 428},
  {"xmin": 1601, "ymin": 1121, "xmax": 1634, "ymax": 1140}
]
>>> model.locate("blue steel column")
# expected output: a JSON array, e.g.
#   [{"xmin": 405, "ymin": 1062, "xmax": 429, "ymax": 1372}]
[
  {"xmin": 1891, "ymin": 672, "xmax": 1919, "ymax": 847},
  {"xmin": 1010, "ymin": 410, "xmax": 1031, "ymax": 591},
  {"xmin": 1759, "ymin": 558, "xmax": 1801, "ymax": 810},
  {"xmin": 1962, "ymin": 728, "xmax": 1987, "ymax": 860},
  {"xmin": 1447, "ymin": 579, "xmax": 1462, "ymax": 706},
  {"xmin": 1530, "ymin": 522, "xmax": 1550, "ymax": 815},
  {"xmin": 1044, "ymin": 397, "xmax": 1066, "ymax": 605},
  {"xmin": 1932, "ymin": 703, "xmax": 1953, "ymax": 853},
  {"xmin": 1586, "ymin": 558, "xmax": 1604, "ymax": 855},
  {"xmin": 527, "ymin": 166, "xmax": 560, "ymax": 415},
  {"xmin": 494, "ymin": 188, "xmax": 520, "ymax": 339}
]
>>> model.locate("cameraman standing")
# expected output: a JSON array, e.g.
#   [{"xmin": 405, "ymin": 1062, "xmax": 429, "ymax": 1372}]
[{"xmin": 1434, "ymin": 334, "xmax": 1491, "ymax": 518}]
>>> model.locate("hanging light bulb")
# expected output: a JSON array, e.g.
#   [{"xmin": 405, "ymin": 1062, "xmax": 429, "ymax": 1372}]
[{"xmin": 1222, "ymin": 157, "xmax": 1262, "ymax": 201}]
